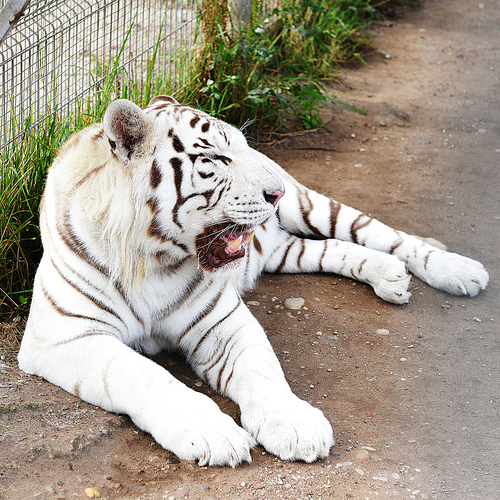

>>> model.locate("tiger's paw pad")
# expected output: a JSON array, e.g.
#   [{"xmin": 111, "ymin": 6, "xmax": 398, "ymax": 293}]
[{"xmin": 242, "ymin": 398, "xmax": 334, "ymax": 462}]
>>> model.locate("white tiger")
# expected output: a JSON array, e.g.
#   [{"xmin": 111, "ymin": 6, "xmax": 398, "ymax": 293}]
[{"xmin": 18, "ymin": 96, "xmax": 489, "ymax": 467}]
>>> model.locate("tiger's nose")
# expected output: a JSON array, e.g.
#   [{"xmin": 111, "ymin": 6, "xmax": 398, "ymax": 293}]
[{"xmin": 263, "ymin": 188, "xmax": 285, "ymax": 206}]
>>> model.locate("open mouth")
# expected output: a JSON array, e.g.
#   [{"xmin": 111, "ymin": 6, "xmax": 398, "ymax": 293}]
[{"xmin": 196, "ymin": 223, "xmax": 255, "ymax": 270}]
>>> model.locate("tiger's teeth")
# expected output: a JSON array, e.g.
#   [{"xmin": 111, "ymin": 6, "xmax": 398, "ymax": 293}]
[
  {"xmin": 228, "ymin": 235, "xmax": 243, "ymax": 252},
  {"xmin": 246, "ymin": 231, "xmax": 255, "ymax": 245}
]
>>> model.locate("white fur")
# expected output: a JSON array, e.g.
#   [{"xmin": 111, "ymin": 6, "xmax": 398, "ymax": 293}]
[{"xmin": 18, "ymin": 97, "xmax": 488, "ymax": 467}]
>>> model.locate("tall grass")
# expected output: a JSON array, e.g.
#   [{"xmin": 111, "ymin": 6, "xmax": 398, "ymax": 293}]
[
  {"xmin": 0, "ymin": 0, "xmax": 404, "ymax": 316},
  {"xmin": 1, "ymin": 115, "xmax": 70, "ymax": 311}
]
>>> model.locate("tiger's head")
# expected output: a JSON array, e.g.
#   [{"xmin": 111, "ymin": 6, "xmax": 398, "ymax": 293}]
[{"xmin": 102, "ymin": 96, "xmax": 284, "ymax": 274}]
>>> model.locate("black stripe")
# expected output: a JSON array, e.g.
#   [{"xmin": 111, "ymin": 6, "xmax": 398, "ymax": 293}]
[
  {"xmin": 193, "ymin": 138, "xmax": 215, "ymax": 149},
  {"xmin": 253, "ymin": 236, "xmax": 263, "ymax": 254},
  {"xmin": 301, "ymin": 191, "xmax": 324, "ymax": 237},
  {"xmin": 423, "ymin": 250, "xmax": 435, "ymax": 270},
  {"xmin": 50, "ymin": 257, "xmax": 126, "ymax": 329},
  {"xmin": 358, "ymin": 258, "xmax": 367, "ymax": 275},
  {"xmin": 216, "ymin": 327, "xmax": 248, "ymax": 393},
  {"xmin": 221, "ymin": 344, "xmax": 268, "ymax": 394},
  {"xmin": 318, "ymin": 241, "xmax": 328, "ymax": 272},
  {"xmin": 190, "ymin": 116, "xmax": 201, "ymax": 128},
  {"xmin": 190, "ymin": 299, "xmax": 242, "ymax": 359},
  {"xmin": 41, "ymin": 281, "xmax": 119, "ymax": 333},
  {"xmin": 202, "ymin": 325, "xmax": 245, "ymax": 382},
  {"xmin": 329, "ymin": 199, "xmax": 341, "ymax": 238},
  {"xmin": 350, "ymin": 214, "xmax": 373, "ymax": 244},
  {"xmin": 297, "ymin": 239, "xmax": 306, "ymax": 269},
  {"xmin": 175, "ymin": 287, "xmax": 225, "ymax": 346},
  {"xmin": 172, "ymin": 134, "xmax": 185, "ymax": 153},
  {"xmin": 91, "ymin": 129, "xmax": 105, "ymax": 141},
  {"xmin": 156, "ymin": 270, "xmax": 205, "ymax": 320},
  {"xmin": 390, "ymin": 233, "xmax": 404, "ymax": 254},
  {"xmin": 275, "ymin": 238, "xmax": 295, "ymax": 273},
  {"xmin": 150, "ymin": 159, "xmax": 162, "ymax": 189},
  {"xmin": 57, "ymin": 196, "xmax": 144, "ymax": 327}
]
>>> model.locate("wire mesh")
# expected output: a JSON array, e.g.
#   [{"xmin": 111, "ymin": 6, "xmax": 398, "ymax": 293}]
[
  {"xmin": 0, "ymin": 0, "xmax": 198, "ymax": 150},
  {"xmin": 0, "ymin": 0, "xmax": 280, "ymax": 152}
]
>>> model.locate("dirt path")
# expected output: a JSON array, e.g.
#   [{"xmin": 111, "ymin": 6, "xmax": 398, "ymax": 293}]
[{"xmin": 1, "ymin": 0, "xmax": 499, "ymax": 498}]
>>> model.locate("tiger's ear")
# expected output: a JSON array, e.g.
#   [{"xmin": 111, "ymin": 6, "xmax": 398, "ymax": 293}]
[
  {"xmin": 103, "ymin": 99, "xmax": 153, "ymax": 161},
  {"xmin": 148, "ymin": 95, "xmax": 180, "ymax": 106}
]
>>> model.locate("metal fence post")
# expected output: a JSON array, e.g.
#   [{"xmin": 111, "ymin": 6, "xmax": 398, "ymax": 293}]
[{"xmin": 0, "ymin": 0, "xmax": 31, "ymax": 45}]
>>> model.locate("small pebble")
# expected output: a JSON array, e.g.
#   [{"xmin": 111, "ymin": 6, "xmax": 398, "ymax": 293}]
[
  {"xmin": 375, "ymin": 328, "xmax": 390, "ymax": 336},
  {"xmin": 336, "ymin": 461, "xmax": 353, "ymax": 468},
  {"xmin": 284, "ymin": 297, "xmax": 305, "ymax": 310},
  {"xmin": 355, "ymin": 449, "xmax": 370, "ymax": 461},
  {"xmin": 84, "ymin": 488, "xmax": 100, "ymax": 499},
  {"xmin": 246, "ymin": 301, "xmax": 260, "ymax": 306}
]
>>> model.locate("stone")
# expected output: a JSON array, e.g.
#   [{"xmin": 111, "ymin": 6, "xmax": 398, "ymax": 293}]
[
  {"xmin": 355, "ymin": 449, "xmax": 370, "ymax": 461},
  {"xmin": 284, "ymin": 298, "xmax": 305, "ymax": 310}
]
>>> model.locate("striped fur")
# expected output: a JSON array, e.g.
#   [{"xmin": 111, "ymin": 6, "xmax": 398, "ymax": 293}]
[{"xmin": 19, "ymin": 97, "xmax": 488, "ymax": 467}]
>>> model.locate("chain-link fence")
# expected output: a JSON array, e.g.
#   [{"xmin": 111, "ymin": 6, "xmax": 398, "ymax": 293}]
[
  {"xmin": 0, "ymin": 0, "xmax": 200, "ymax": 150},
  {"xmin": 0, "ymin": 0, "xmax": 281, "ymax": 153}
]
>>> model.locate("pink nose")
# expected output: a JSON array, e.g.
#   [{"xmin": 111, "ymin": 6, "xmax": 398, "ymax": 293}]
[{"xmin": 264, "ymin": 189, "xmax": 285, "ymax": 206}]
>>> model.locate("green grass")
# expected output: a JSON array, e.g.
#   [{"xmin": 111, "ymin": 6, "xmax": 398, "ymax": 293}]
[
  {"xmin": 1, "ymin": 114, "xmax": 73, "ymax": 312},
  {"xmin": 0, "ymin": 0, "xmax": 410, "ymax": 316}
]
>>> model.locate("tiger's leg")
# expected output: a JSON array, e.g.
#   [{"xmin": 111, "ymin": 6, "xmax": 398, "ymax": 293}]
[
  {"xmin": 264, "ymin": 229, "xmax": 411, "ymax": 304},
  {"xmin": 263, "ymin": 154, "xmax": 489, "ymax": 297},
  {"xmin": 183, "ymin": 291, "xmax": 334, "ymax": 463},
  {"xmin": 19, "ymin": 270, "xmax": 256, "ymax": 467}
]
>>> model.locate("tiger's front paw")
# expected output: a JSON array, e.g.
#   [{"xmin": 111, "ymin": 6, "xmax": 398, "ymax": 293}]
[
  {"xmin": 364, "ymin": 254, "xmax": 411, "ymax": 304},
  {"xmin": 150, "ymin": 394, "xmax": 256, "ymax": 467},
  {"xmin": 241, "ymin": 396, "xmax": 334, "ymax": 462},
  {"xmin": 417, "ymin": 251, "xmax": 489, "ymax": 297}
]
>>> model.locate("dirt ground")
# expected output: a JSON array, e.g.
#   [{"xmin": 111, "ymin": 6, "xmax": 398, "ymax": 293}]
[{"xmin": 1, "ymin": 0, "xmax": 499, "ymax": 498}]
